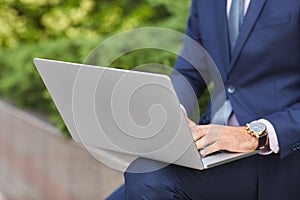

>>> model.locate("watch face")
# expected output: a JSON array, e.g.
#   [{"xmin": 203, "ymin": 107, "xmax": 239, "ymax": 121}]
[{"xmin": 249, "ymin": 122, "xmax": 266, "ymax": 133}]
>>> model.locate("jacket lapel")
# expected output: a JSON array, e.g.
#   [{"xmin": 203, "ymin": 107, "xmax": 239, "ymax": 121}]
[
  {"xmin": 206, "ymin": 0, "xmax": 231, "ymax": 76},
  {"xmin": 228, "ymin": 0, "xmax": 266, "ymax": 72},
  {"xmin": 219, "ymin": 0, "xmax": 231, "ymax": 73}
]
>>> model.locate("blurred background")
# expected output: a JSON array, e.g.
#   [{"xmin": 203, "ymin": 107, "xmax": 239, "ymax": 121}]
[
  {"xmin": 0, "ymin": 0, "xmax": 192, "ymax": 199},
  {"xmin": 0, "ymin": 0, "xmax": 191, "ymax": 134}
]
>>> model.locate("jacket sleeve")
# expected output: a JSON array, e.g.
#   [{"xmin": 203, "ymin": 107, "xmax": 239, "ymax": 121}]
[
  {"xmin": 170, "ymin": 0, "xmax": 210, "ymax": 116},
  {"xmin": 264, "ymin": 102, "xmax": 300, "ymax": 159}
]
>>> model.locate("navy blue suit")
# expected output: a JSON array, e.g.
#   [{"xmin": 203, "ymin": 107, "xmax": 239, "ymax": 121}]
[{"xmin": 107, "ymin": 0, "xmax": 300, "ymax": 199}]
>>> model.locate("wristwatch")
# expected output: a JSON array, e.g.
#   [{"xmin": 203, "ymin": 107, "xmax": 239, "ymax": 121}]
[{"xmin": 246, "ymin": 121, "xmax": 268, "ymax": 150}]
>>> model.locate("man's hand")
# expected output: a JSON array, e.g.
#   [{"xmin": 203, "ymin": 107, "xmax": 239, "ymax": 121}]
[{"xmin": 185, "ymin": 117, "xmax": 258, "ymax": 157}]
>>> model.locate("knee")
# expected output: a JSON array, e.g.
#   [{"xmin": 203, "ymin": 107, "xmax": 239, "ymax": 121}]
[
  {"xmin": 124, "ymin": 170, "xmax": 170, "ymax": 199},
  {"xmin": 124, "ymin": 158, "xmax": 183, "ymax": 199},
  {"xmin": 124, "ymin": 171, "xmax": 153, "ymax": 197}
]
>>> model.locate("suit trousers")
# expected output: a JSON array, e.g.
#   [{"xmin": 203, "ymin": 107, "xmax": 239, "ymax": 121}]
[{"xmin": 106, "ymin": 155, "xmax": 259, "ymax": 200}]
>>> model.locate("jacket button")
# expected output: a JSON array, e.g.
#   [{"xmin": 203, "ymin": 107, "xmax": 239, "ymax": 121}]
[
  {"xmin": 227, "ymin": 85, "xmax": 236, "ymax": 94},
  {"xmin": 292, "ymin": 144, "xmax": 297, "ymax": 151}
]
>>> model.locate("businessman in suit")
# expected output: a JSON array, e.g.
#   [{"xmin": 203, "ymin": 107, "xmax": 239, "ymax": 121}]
[{"xmin": 107, "ymin": 0, "xmax": 300, "ymax": 199}]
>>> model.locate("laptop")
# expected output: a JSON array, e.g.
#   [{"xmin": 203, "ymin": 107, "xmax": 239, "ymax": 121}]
[{"xmin": 33, "ymin": 58, "xmax": 256, "ymax": 170}]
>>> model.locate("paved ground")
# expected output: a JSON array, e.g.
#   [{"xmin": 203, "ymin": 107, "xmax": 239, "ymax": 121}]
[{"xmin": 0, "ymin": 100, "xmax": 124, "ymax": 200}]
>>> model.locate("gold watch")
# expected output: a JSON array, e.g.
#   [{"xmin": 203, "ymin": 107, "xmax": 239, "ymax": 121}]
[{"xmin": 246, "ymin": 121, "xmax": 268, "ymax": 150}]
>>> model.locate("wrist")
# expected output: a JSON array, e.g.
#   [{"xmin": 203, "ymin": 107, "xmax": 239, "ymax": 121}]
[
  {"xmin": 222, "ymin": 126, "xmax": 258, "ymax": 152},
  {"xmin": 242, "ymin": 126, "xmax": 259, "ymax": 150}
]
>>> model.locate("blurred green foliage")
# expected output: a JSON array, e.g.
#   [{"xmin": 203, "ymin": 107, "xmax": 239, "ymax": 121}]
[
  {"xmin": 0, "ymin": 0, "xmax": 190, "ymax": 48},
  {"xmin": 0, "ymin": 0, "xmax": 209, "ymax": 137},
  {"xmin": 0, "ymin": 37, "xmax": 100, "ymax": 135}
]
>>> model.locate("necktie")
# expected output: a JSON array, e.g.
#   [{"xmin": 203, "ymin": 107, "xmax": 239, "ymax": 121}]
[
  {"xmin": 211, "ymin": 99, "xmax": 233, "ymax": 125},
  {"xmin": 228, "ymin": 0, "xmax": 245, "ymax": 50}
]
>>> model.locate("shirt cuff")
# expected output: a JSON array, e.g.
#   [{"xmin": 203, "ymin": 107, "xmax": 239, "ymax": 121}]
[{"xmin": 258, "ymin": 119, "xmax": 280, "ymax": 155}]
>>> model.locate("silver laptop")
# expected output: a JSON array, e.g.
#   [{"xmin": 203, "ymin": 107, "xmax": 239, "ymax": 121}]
[{"xmin": 33, "ymin": 58, "xmax": 256, "ymax": 170}]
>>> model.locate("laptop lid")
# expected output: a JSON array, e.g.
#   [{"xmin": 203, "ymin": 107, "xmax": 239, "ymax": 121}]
[{"xmin": 33, "ymin": 58, "xmax": 204, "ymax": 170}]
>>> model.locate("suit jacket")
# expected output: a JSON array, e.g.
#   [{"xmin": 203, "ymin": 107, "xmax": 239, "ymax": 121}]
[{"xmin": 171, "ymin": 0, "xmax": 300, "ymax": 199}]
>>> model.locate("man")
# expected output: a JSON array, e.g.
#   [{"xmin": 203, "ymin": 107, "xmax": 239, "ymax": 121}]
[{"xmin": 107, "ymin": 0, "xmax": 300, "ymax": 199}]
